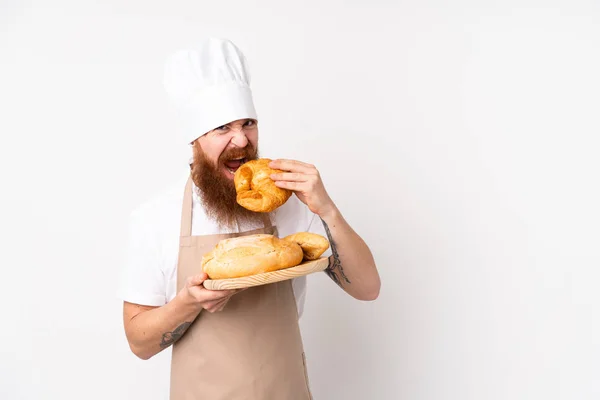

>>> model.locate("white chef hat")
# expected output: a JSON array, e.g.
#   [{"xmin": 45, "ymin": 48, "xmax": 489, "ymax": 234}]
[{"xmin": 163, "ymin": 37, "xmax": 258, "ymax": 146}]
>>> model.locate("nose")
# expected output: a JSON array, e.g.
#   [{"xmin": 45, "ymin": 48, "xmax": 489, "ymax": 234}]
[{"xmin": 230, "ymin": 128, "xmax": 249, "ymax": 148}]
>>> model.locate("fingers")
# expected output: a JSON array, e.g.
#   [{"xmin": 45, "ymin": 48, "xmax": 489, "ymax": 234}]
[
  {"xmin": 185, "ymin": 277, "xmax": 248, "ymax": 312},
  {"xmin": 203, "ymin": 288, "xmax": 248, "ymax": 312},
  {"xmin": 273, "ymin": 174, "xmax": 321, "ymax": 192},
  {"xmin": 205, "ymin": 294, "xmax": 233, "ymax": 313},
  {"xmin": 272, "ymin": 180, "xmax": 303, "ymax": 191},
  {"xmin": 186, "ymin": 273, "xmax": 208, "ymax": 288},
  {"xmin": 215, "ymin": 297, "xmax": 230, "ymax": 312},
  {"xmin": 269, "ymin": 159, "xmax": 316, "ymax": 174},
  {"xmin": 205, "ymin": 298, "xmax": 227, "ymax": 313},
  {"xmin": 270, "ymin": 172, "xmax": 308, "ymax": 182},
  {"xmin": 269, "ymin": 160, "xmax": 321, "ymax": 192},
  {"xmin": 205, "ymin": 288, "xmax": 238, "ymax": 301}
]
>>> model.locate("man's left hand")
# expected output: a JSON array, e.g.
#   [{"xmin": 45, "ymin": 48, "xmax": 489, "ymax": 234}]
[{"xmin": 269, "ymin": 159, "xmax": 336, "ymax": 218}]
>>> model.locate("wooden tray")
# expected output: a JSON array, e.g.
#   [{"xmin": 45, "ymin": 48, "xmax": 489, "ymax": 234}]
[{"xmin": 202, "ymin": 257, "xmax": 329, "ymax": 290}]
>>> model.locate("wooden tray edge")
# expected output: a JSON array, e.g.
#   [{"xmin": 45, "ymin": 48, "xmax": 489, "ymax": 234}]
[{"xmin": 202, "ymin": 257, "xmax": 329, "ymax": 290}]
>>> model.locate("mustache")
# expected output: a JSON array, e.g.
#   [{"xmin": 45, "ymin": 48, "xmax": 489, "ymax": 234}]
[{"xmin": 219, "ymin": 145, "xmax": 257, "ymax": 162}]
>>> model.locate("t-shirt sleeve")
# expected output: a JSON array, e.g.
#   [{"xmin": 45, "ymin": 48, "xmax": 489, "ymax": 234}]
[
  {"xmin": 116, "ymin": 211, "xmax": 167, "ymax": 306},
  {"xmin": 306, "ymin": 211, "xmax": 333, "ymax": 259}
]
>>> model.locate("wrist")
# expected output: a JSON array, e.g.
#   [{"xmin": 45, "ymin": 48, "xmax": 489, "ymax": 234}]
[
  {"xmin": 318, "ymin": 203, "xmax": 341, "ymax": 222},
  {"xmin": 175, "ymin": 288, "xmax": 203, "ymax": 313}
]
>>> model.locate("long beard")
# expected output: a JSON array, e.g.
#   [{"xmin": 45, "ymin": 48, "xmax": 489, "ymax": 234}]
[{"xmin": 191, "ymin": 143, "xmax": 266, "ymax": 230}]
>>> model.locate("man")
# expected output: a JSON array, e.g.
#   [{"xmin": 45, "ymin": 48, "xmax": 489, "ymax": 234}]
[{"xmin": 118, "ymin": 38, "xmax": 380, "ymax": 400}]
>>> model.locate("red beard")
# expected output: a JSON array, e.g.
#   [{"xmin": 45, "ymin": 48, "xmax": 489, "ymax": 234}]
[{"xmin": 190, "ymin": 142, "xmax": 266, "ymax": 230}]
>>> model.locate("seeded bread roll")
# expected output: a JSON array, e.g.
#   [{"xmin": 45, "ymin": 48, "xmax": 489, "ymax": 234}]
[
  {"xmin": 201, "ymin": 234, "xmax": 304, "ymax": 280},
  {"xmin": 283, "ymin": 232, "xmax": 330, "ymax": 260},
  {"xmin": 234, "ymin": 158, "xmax": 292, "ymax": 213}
]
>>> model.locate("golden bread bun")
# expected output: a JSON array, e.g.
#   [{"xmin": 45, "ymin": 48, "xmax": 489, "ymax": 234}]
[
  {"xmin": 283, "ymin": 232, "xmax": 330, "ymax": 260},
  {"xmin": 234, "ymin": 158, "xmax": 292, "ymax": 213},
  {"xmin": 201, "ymin": 234, "xmax": 304, "ymax": 279}
]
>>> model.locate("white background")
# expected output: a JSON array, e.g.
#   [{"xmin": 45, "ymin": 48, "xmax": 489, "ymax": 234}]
[{"xmin": 1, "ymin": 1, "xmax": 599, "ymax": 399}]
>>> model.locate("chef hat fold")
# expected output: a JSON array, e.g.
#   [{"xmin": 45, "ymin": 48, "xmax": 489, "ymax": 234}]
[{"xmin": 163, "ymin": 37, "xmax": 258, "ymax": 145}]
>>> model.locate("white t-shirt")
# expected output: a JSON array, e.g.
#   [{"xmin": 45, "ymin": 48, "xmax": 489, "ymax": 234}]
[{"xmin": 117, "ymin": 171, "xmax": 331, "ymax": 318}]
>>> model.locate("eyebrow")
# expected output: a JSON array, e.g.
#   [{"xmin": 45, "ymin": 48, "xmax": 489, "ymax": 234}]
[{"xmin": 214, "ymin": 119, "xmax": 254, "ymax": 131}]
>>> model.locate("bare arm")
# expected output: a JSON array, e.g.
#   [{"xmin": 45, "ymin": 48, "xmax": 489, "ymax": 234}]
[
  {"xmin": 269, "ymin": 159, "xmax": 381, "ymax": 301},
  {"xmin": 319, "ymin": 207, "xmax": 380, "ymax": 300},
  {"xmin": 123, "ymin": 273, "xmax": 240, "ymax": 360},
  {"xmin": 124, "ymin": 298, "xmax": 199, "ymax": 360}
]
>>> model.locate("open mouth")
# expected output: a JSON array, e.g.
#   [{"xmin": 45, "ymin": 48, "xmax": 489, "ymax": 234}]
[{"xmin": 224, "ymin": 157, "xmax": 247, "ymax": 175}]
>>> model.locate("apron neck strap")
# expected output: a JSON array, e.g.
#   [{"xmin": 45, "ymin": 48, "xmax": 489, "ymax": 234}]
[
  {"xmin": 180, "ymin": 174, "xmax": 274, "ymax": 238},
  {"xmin": 180, "ymin": 175, "xmax": 194, "ymax": 237},
  {"xmin": 260, "ymin": 213, "xmax": 273, "ymax": 229}
]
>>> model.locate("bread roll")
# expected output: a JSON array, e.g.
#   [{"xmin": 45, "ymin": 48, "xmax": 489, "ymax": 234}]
[
  {"xmin": 201, "ymin": 234, "xmax": 304, "ymax": 279},
  {"xmin": 234, "ymin": 158, "xmax": 292, "ymax": 213},
  {"xmin": 283, "ymin": 232, "xmax": 330, "ymax": 260}
]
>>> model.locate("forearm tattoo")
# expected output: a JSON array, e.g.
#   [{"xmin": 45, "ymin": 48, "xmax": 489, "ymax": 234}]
[
  {"xmin": 160, "ymin": 321, "xmax": 192, "ymax": 348},
  {"xmin": 320, "ymin": 218, "xmax": 351, "ymax": 287}
]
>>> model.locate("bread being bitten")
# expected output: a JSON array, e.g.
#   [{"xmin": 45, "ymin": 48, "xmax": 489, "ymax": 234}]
[
  {"xmin": 201, "ymin": 234, "xmax": 304, "ymax": 280},
  {"xmin": 234, "ymin": 158, "xmax": 292, "ymax": 213},
  {"xmin": 283, "ymin": 232, "xmax": 330, "ymax": 260}
]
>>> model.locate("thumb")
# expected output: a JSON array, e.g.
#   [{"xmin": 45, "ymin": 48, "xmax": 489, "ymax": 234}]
[{"xmin": 186, "ymin": 272, "xmax": 208, "ymax": 288}]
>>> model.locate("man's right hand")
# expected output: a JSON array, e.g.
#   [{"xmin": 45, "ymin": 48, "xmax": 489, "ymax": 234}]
[
  {"xmin": 181, "ymin": 272, "xmax": 244, "ymax": 313},
  {"xmin": 123, "ymin": 272, "xmax": 246, "ymax": 359}
]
